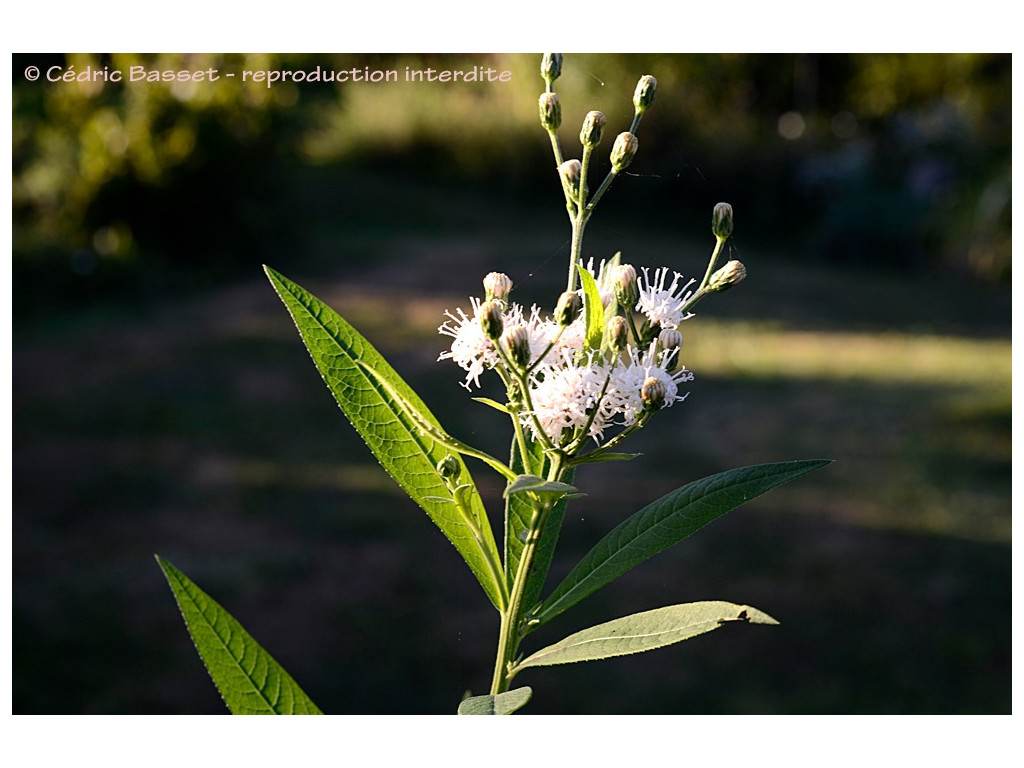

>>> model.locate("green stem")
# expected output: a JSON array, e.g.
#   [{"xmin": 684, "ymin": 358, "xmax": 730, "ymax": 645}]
[
  {"xmin": 629, "ymin": 111, "xmax": 643, "ymax": 135},
  {"xmin": 678, "ymin": 236, "xmax": 727, "ymax": 316},
  {"xmin": 547, "ymin": 129, "xmax": 564, "ymax": 168},
  {"xmin": 586, "ymin": 169, "xmax": 619, "ymax": 213},
  {"xmin": 566, "ymin": 214, "xmax": 589, "ymax": 293},
  {"xmin": 697, "ymin": 236, "xmax": 726, "ymax": 294},
  {"xmin": 489, "ymin": 453, "xmax": 566, "ymax": 694}
]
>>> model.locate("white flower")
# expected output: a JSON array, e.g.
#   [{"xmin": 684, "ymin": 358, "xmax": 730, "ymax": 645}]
[
  {"xmin": 523, "ymin": 350, "xmax": 613, "ymax": 445},
  {"xmin": 637, "ymin": 267, "xmax": 696, "ymax": 329},
  {"xmin": 439, "ymin": 299, "xmax": 585, "ymax": 388},
  {"xmin": 606, "ymin": 343, "xmax": 694, "ymax": 426},
  {"xmin": 438, "ymin": 298, "xmax": 500, "ymax": 389}
]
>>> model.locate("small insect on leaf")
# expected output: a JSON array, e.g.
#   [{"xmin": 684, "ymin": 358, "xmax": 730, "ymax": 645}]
[{"xmin": 718, "ymin": 609, "xmax": 750, "ymax": 624}]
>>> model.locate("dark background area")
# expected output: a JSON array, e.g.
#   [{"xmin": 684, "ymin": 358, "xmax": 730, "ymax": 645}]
[{"xmin": 12, "ymin": 53, "xmax": 1011, "ymax": 714}]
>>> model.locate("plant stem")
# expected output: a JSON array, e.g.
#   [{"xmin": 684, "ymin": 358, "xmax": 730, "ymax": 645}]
[
  {"xmin": 547, "ymin": 130, "xmax": 564, "ymax": 167},
  {"xmin": 490, "ymin": 453, "xmax": 566, "ymax": 694},
  {"xmin": 697, "ymin": 236, "xmax": 726, "ymax": 294}
]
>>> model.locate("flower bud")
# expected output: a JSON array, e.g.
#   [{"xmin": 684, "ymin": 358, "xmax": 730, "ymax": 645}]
[
  {"xmin": 633, "ymin": 75, "xmax": 657, "ymax": 113},
  {"xmin": 707, "ymin": 260, "xmax": 747, "ymax": 293},
  {"xmin": 658, "ymin": 328, "xmax": 682, "ymax": 353},
  {"xmin": 541, "ymin": 53, "xmax": 563, "ymax": 83},
  {"xmin": 501, "ymin": 324, "xmax": 531, "ymax": 368},
  {"xmin": 554, "ymin": 290, "xmax": 583, "ymax": 326},
  {"xmin": 610, "ymin": 132, "xmax": 638, "ymax": 172},
  {"xmin": 607, "ymin": 315, "xmax": 629, "ymax": 352},
  {"xmin": 478, "ymin": 299, "xmax": 504, "ymax": 340},
  {"xmin": 640, "ymin": 376, "xmax": 667, "ymax": 411},
  {"xmin": 712, "ymin": 202, "xmax": 734, "ymax": 240},
  {"xmin": 579, "ymin": 110, "xmax": 606, "ymax": 149},
  {"xmin": 558, "ymin": 159, "xmax": 582, "ymax": 203},
  {"xmin": 436, "ymin": 455, "xmax": 461, "ymax": 481},
  {"xmin": 483, "ymin": 271, "xmax": 513, "ymax": 302},
  {"xmin": 539, "ymin": 92, "xmax": 562, "ymax": 131},
  {"xmin": 613, "ymin": 263, "xmax": 638, "ymax": 309},
  {"xmin": 658, "ymin": 328, "xmax": 683, "ymax": 371}
]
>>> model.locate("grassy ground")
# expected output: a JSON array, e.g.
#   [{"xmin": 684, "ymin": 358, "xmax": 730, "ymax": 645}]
[{"xmin": 12, "ymin": 176, "xmax": 1011, "ymax": 714}]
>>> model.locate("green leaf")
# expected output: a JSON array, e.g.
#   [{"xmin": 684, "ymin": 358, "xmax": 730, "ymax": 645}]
[
  {"xmin": 515, "ymin": 602, "xmax": 776, "ymax": 670},
  {"xmin": 572, "ymin": 451, "xmax": 642, "ymax": 465},
  {"xmin": 265, "ymin": 266, "xmax": 504, "ymax": 610},
  {"xmin": 534, "ymin": 460, "xmax": 831, "ymax": 626},
  {"xmin": 457, "ymin": 686, "xmax": 533, "ymax": 715},
  {"xmin": 472, "ymin": 396, "xmax": 511, "ymax": 415},
  {"xmin": 577, "ymin": 263, "xmax": 605, "ymax": 351},
  {"xmin": 156, "ymin": 556, "xmax": 323, "ymax": 715},
  {"xmin": 503, "ymin": 436, "xmax": 574, "ymax": 608},
  {"xmin": 597, "ymin": 252, "xmax": 623, "ymax": 336},
  {"xmin": 503, "ymin": 474, "xmax": 580, "ymax": 499}
]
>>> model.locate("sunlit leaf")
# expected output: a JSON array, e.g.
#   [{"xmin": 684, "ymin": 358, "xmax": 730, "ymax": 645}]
[
  {"xmin": 265, "ymin": 266, "xmax": 504, "ymax": 610},
  {"xmin": 457, "ymin": 686, "xmax": 533, "ymax": 715},
  {"xmin": 516, "ymin": 602, "xmax": 776, "ymax": 669},
  {"xmin": 503, "ymin": 474, "xmax": 579, "ymax": 499},
  {"xmin": 577, "ymin": 263, "xmax": 605, "ymax": 352},
  {"xmin": 534, "ymin": 460, "xmax": 831, "ymax": 626},
  {"xmin": 472, "ymin": 396, "xmax": 511, "ymax": 414},
  {"xmin": 156, "ymin": 556, "xmax": 322, "ymax": 715}
]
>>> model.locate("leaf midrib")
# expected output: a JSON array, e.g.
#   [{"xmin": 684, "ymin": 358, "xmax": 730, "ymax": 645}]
[{"xmin": 172, "ymin": 566, "xmax": 281, "ymax": 714}]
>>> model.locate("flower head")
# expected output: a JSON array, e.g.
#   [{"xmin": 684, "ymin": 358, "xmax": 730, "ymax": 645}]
[
  {"xmin": 524, "ymin": 351, "xmax": 613, "ymax": 445},
  {"xmin": 438, "ymin": 299, "xmax": 500, "ymax": 389},
  {"xmin": 606, "ymin": 343, "xmax": 693, "ymax": 427},
  {"xmin": 637, "ymin": 267, "xmax": 696, "ymax": 329}
]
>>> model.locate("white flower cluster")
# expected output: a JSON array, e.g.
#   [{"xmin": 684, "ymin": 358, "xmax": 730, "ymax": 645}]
[{"xmin": 438, "ymin": 265, "xmax": 695, "ymax": 447}]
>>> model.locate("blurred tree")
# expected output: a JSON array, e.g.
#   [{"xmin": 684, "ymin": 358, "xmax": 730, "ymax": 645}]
[{"xmin": 12, "ymin": 52, "xmax": 1010, "ymax": 321}]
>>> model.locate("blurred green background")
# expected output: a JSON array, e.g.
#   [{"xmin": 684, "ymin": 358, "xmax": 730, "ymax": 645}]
[{"xmin": 12, "ymin": 53, "xmax": 1011, "ymax": 714}]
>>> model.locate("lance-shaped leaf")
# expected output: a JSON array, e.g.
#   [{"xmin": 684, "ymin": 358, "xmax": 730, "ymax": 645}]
[
  {"xmin": 577, "ymin": 264, "xmax": 606, "ymax": 352},
  {"xmin": 515, "ymin": 602, "xmax": 776, "ymax": 670},
  {"xmin": 156, "ymin": 556, "xmax": 322, "ymax": 715},
  {"xmin": 504, "ymin": 474, "xmax": 581, "ymax": 501},
  {"xmin": 265, "ymin": 266, "xmax": 504, "ymax": 610},
  {"xmin": 457, "ymin": 686, "xmax": 533, "ymax": 715},
  {"xmin": 534, "ymin": 460, "xmax": 831, "ymax": 626}
]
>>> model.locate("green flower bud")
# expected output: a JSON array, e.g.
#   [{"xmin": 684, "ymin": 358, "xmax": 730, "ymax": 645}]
[
  {"xmin": 633, "ymin": 75, "xmax": 657, "ymax": 113},
  {"xmin": 610, "ymin": 132, "xmax": 638, "ymax": 172},
  {"xmin": 483, "ymin": 271, "xmax": 513, "ymax": 302},
  {"xmin": 554, "ymin": 290, "xmax": 583, "ymax": 326},
  {"xmin": 501, "ymin": 324, "xmax": 531, "ymax": 368},
  {"xmin": 558, "ymin": 159, "xmax": 582, "ymax": 203},
  {"xmin": 640, "ymin": 376, "xmax": 667, "ymax": 411},
  {"xmin": 539, "ymin": 92, "xmax": 562, "ymax": 131},
  {"xmin": 707, "ymin": 260, "xmax": 747, "ymax": 292},
  {"xmin": 607, "ymin": 315, "xmax": 629, "ymax": 352},
  {"xmin": 712, "ymin": 202, "xmax": 734, "ymax": 240},
  {"xmin": 436, "ymin": 455, "xmax": 461, "ymax": 481},
  {"xmin": 613, "ymin": 263, "xmax": 638, "ymax": 309},
  {"xmin": 579, "ymin": 110, "xmax": 606, "ymax": 149},
  {"xmin": 478, "ymin": 299, "xmax": 504, "ymax": 340},
  {"xmin": 541, "ymin": 53, "xmax": 563, "ymax": 83}
]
